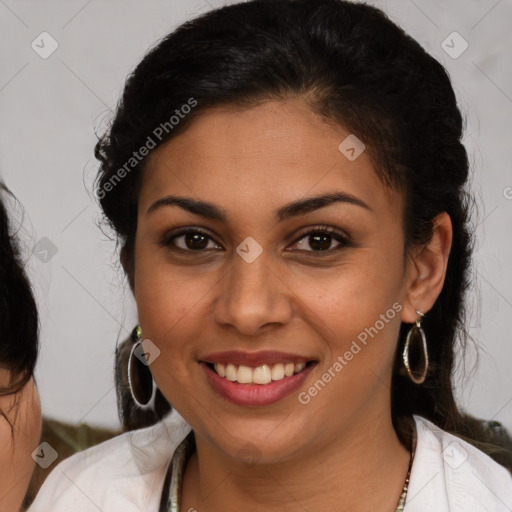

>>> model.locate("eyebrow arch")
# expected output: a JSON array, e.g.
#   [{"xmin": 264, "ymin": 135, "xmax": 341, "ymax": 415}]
[{"xmin": 147, "ymin": 192, "xmax": 372, "ymax": 222}]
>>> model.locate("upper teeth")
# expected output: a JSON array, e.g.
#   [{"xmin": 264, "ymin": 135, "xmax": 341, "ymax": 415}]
[{"xmin": 213, "ymin": 362, "xmax": 307, "ymax": 384}]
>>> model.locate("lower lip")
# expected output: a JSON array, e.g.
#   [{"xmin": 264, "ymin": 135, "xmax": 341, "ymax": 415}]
[{"xmin": 201, "ymin": 362, "xmax": 316, "ymax": 406}]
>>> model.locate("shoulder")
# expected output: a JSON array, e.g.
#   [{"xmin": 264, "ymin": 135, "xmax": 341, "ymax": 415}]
[
  {"xmin": 26, "ymin": 409, "xmax": 192, "ymax": 512},
  {"xmin": 406, "ymin": 415, "xmax": 512, "ymax": 511}
]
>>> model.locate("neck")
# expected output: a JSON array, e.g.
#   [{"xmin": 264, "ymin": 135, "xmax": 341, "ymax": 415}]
[{"xmin": 181, "ymin": 408, "xmax": 413, "ymax": 512}]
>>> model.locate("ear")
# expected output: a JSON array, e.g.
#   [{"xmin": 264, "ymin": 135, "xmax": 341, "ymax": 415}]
[
  {"xmin": 402, "ymin": 212, "xmax": 452, "ymax": 323},
  {"xmin": 120, "ymin": 244, "xmax": 135, "ymax": 294}
]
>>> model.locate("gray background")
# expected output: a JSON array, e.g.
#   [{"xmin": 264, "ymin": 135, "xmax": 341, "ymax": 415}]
[{"xmin": 0, "ymin": 0, "xmax": 511, "ymax": 430}]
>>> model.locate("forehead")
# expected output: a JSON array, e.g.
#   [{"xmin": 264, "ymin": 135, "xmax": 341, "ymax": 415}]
[{"xmin": 140, "ymin": 98, "xmax": 401, "ymax": 224}]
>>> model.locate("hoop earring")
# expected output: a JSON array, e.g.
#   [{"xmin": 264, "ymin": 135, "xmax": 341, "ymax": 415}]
[
  {"xmin": 127, "ymin": 325, "xmax": 157, "ymax": 410},
  {"xmin": 402, "ymin": 310, "xmax": 429, "ymax": 384}
]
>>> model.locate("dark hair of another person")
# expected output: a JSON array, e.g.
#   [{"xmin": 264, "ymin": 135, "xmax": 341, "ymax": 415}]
[
  {"xmin": 0, "ymin": 182, "xmax": 39, "ymax": 427},
  {"xmin": 96, "ymin": 0, "xmax": 512, "ymax": 469}
]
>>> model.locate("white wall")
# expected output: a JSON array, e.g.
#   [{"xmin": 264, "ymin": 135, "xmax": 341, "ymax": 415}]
[{"xmin": 0, "ymin": 0, "xmax": 511, "ymax": 431}]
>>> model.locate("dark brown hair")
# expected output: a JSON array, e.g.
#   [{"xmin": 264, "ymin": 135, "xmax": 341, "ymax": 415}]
[{"xmin": 0, "ymin": 182, "xmax": 39, "ymax": 428}]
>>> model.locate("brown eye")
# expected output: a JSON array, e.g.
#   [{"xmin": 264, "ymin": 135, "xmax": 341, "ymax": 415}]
[
  {"xmin": 178, "ymin": 232, "xmax": 209, "ymax": 250},
  {"xmin": 161, "ymin": 228, "xmax": 222, "ymax": 252},
  {"xmin": 290, "ymin": 227, "xmax": 350, "ymax": 254},
  {"xmin": 160, "ymin": 226, "xmax": 351, "ymax": 256}
]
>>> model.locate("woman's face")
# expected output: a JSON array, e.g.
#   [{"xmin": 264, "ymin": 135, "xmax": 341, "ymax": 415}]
[{"xmin": 133, "ymin": 98, "xmax": 417, "ymax": 463}]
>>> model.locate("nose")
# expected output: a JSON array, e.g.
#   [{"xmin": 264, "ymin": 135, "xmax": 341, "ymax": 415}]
[{"xmin": 212, "ymin": 249, "xmax": 293, "ymax": 337}]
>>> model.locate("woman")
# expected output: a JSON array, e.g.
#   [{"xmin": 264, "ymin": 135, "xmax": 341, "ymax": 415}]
[
  {"xmin": 28, "ymin": 0, "xmax": 512, "ymax": 510},
  {"xmin": 0, "ymin": 182, "xmax": 42, "ymax": 512}
]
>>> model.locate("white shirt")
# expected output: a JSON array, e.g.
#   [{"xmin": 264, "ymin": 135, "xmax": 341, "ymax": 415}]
[{"xmin": 27, "ymin": 409, "xmax": 512, "ymax": 512}]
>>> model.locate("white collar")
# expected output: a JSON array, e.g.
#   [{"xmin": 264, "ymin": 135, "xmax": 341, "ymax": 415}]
[
  {"xmin": 405, "ymin": 415, "xmax": 512, "ymax": 511},
  {"xmin": 135, "ymin": 409, "xmax": 512, "ymax": 510}
]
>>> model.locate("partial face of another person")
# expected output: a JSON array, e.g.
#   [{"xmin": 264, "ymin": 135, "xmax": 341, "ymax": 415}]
[
  {"xmin": 132, "ymin": 98, "xmax": 431, "ymax": 463},
  {"xmin": 0, "ymin": 371, "xmax": 41, "ymax": 512}
]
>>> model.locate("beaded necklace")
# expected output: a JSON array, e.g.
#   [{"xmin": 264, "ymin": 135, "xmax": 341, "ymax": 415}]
[{"xmin": 161, "ymin": 434, "xmax": 414, "ymax": 512}]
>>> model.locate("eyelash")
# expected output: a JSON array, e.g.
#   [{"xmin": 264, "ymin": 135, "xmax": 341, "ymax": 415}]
[{"xmin": 159, "ymin": 225, "xmax": 352, "ymax": 256}]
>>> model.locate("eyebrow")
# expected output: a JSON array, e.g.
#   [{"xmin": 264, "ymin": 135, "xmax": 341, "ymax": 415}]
[{"xmin": 147, "ymin": 191, "xmax": 372, "ymax": 222}]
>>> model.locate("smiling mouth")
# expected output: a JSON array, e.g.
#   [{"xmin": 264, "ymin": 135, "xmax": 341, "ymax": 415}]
[{"xmin": 206, "ymin": 361, "xmax": 315, "ymax": 385}]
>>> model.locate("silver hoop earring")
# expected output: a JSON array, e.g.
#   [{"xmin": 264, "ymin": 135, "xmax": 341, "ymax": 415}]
[
  {"xmin": 402, "ymin": 310, "xmax": 429, "ymax": 384},
  {"xmin": 127, "ymin": 325, "xmax": 157, "ymax": 410}
]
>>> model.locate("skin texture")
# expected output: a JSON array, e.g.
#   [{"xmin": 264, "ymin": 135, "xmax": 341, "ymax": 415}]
[
  {"xmin": 0, "ymin": 374, "xmax": 42, "ymax": 512},
  {"xmin": 131, "ymin": 97, "xmax": 452, "ymax": 511}
]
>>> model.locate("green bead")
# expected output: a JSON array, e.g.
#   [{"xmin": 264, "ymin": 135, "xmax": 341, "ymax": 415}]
[{"xmin": 132, "ymin": 325, "xmax": 141, "ymax": 342}]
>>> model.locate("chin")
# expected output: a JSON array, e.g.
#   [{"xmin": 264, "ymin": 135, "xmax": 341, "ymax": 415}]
[{"xmin": 195, "ymin": 412, "xmax": 315, "ymax": 465}]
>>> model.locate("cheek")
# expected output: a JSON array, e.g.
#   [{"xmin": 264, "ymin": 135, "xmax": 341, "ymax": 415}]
[
  {"xmin": 308, "ymin": 295, "xmax": 401, "ymax": 379},
  {"xmin": 133, "ymin": 244, "xmax": 218, "ymax": 396},
  {"xmin": 293, "ymin": 272, "xmax": 404, "ymax": 419},
  {"xmin": 292, "ymin": 247, "xmax": 404, "ymax": 325},
  {"xmin": 135, "ymin": 273, "xmax": 205, "ymax": 361},
  {"xmin": 286, "ymin": 247, "xmax": 405, "ymax": 378},
  {"xmin": 134, "ymin": 235, "xmax": 194, "ymax": 332},
  {"xmin": 134, "ymin": 250, "xmax": 218, "ymax": 341},
  {"xmin": 0, "ymin": 382, "xmax": 42, "ymax": 497}
]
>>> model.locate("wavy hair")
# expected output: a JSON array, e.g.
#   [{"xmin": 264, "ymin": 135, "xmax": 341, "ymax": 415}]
[{"xmin": 0, "ymin": 182, "xmax": 39, "ymax": 429}]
